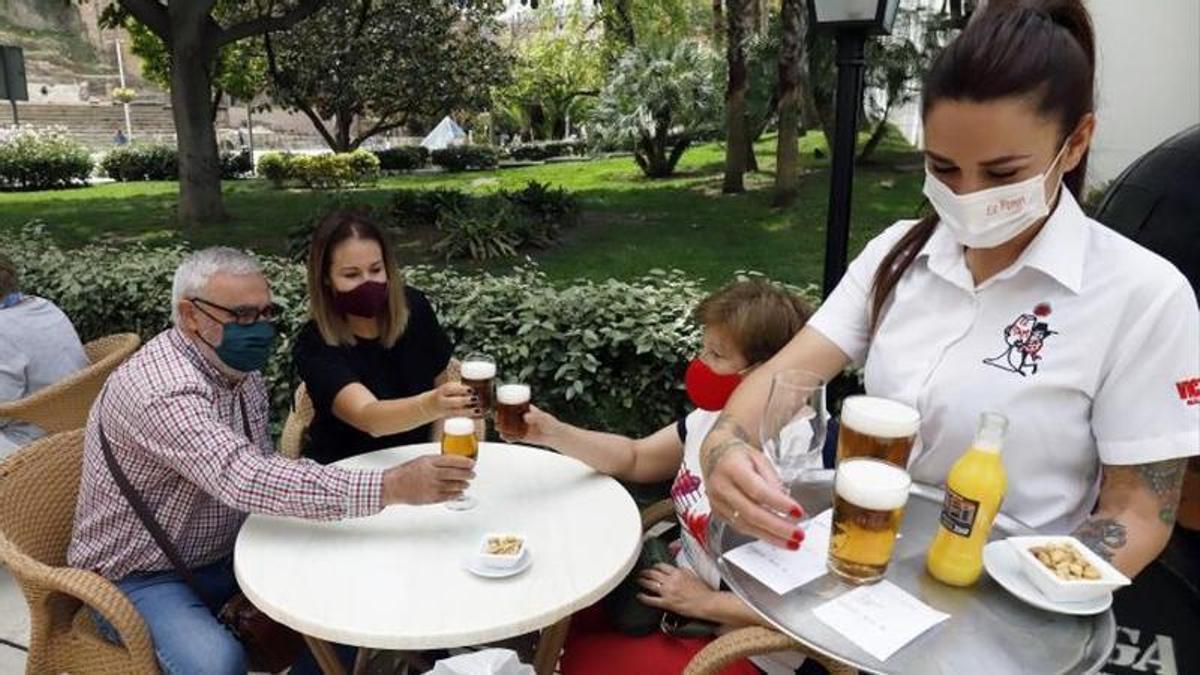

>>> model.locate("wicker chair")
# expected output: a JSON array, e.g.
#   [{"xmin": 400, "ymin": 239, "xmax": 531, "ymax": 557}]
[
  {"xmin": 0, "ymin": 333, "xmax": 141, "ymax": 435},
  {"xmin": 279, "ymin": 383, "xmax": 314, "ymax": 459},
  {"xmin": 0, "ymin": 429, "xmax": 158, "ymax": 673}
]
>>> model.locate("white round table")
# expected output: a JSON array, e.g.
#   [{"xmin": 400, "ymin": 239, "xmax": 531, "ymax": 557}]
[{"xmin": 234, "ymin": 442, "xmax": 642, "ymax": 674}]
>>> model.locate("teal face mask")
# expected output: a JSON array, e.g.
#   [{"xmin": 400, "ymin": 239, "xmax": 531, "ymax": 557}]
[
  {"xmin": 210, "ymin": 321, "xmax": 276, "ymax": 373},
  {"xmin": 190, "ymin": 298, "xmax": 278, "ymax": 373}
]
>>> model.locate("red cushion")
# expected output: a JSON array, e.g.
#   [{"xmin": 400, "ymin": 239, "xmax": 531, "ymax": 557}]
[{"xmin": 560, "ymin": 604, "xmax": 759, "ymax": 675}]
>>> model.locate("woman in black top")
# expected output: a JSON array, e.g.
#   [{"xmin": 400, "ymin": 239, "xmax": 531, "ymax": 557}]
[{"xmin": 293, "ymin": 210, "xmax": 478, "ymax": 465}]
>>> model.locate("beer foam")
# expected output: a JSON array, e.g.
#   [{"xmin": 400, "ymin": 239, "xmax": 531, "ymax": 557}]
[
  {"xmin": 444, "ymin": 417, "xmax": 475, "ymax": 436},
  {"xmin": 841, "ymin": 396, "xmax": 920, "ymax": 439},
  {"xmin": 835, "ymin": 459, "xmax": 911, "ymax": 511},
  {"xmin": 497, "ymin": 384, "xmax": 531, "ymax": 405},
  {"xmin": 461, "ymin": 360, "xmax": 496, "ymax": 380}
]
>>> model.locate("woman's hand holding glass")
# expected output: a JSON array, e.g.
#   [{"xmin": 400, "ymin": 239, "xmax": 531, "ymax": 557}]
[{"xmin": 423, "ymin": 381, "xmax": 478, "ymax": 420}]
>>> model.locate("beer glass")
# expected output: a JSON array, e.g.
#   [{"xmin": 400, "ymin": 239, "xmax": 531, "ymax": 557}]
[
  {"xmin": 836, "ymin": 396, "xmax": 920, "ymax": 468},
  {"xmin": 760, "ymin": 369, "xmax": 826, "ymax": 522},
  {"xmin": 495, "ymin": 383, "xmax": 531, "ymax": 439},
  {"xmin": 827, "ymin": 457, "xmax": 911, "ymax": 584},
  {"xmin": 442, "ymin": 416, "xmax": 479, "ymax": 511},
  {"xmin": 460, "ymin": 354, "xmax": 496, "ymax": 419}
]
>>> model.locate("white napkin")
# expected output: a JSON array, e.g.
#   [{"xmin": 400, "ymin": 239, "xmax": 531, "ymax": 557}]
[
  {"xmin": 722, "ymin": 509, "xmax": 833, "ymax": 594},
  {"xmin": 813, "ymin": 580, "xmax": 950, "ymax": 662}
]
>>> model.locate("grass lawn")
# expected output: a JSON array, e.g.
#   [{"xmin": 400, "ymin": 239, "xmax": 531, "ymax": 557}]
[{"xmin": 0, "ymin": 130, "xmax": 925, "ymax": 288}]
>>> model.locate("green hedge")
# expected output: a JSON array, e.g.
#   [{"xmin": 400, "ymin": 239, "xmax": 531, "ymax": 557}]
[
  {"xmin": 375, "ymin": 146, "xmax": 429, "ymax": 172},
  {"xmin": 431, "ymin": 145, "xmax": 500, "ymax": 172},
  {"xmin": 0, "ymin": 127, "xmax": 93, "ymax": 190},
  {"xmin": 255, "ymin": 150, "xmax": 380, "ymax": 189},
  {"xmin": 99, "ymin": 146, "xmax": 251, "ymax": 182},
  {"xmin": 6, "ymin": 222, "xmax": 731, "ymax": 437}
]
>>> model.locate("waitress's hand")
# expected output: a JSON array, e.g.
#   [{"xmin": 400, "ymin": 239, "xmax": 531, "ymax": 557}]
[
  {"xmin": 706, "ymin": 442, "xmax": 805, "ymax": 549},
  {"xmin": 499, "ymin": 404, "xmax": 560, "ymax": 446},
  {"xmin": 424, "ymin": 382, "xmax": 477, "ymax": 419}
]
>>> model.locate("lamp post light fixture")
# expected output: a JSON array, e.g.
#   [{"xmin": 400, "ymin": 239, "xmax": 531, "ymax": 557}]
[{"xmin": 809, "ymin": 0, "xmax": 900, "ymax": 298}]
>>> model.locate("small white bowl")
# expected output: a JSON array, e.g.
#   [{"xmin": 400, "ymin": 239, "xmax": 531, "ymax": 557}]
[
  {"xmin": 478, "ymin": 533, "xmax": 526, "ymax": 569},
  {"xmin": 1009, "ymin": 535, "xmax": 1130, "ymax": 604}
]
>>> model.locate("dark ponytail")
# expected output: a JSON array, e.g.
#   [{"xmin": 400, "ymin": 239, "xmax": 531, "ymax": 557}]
[{"xmin": 869, "ymin": 0, "xmax": 1096, "ymax": 329}]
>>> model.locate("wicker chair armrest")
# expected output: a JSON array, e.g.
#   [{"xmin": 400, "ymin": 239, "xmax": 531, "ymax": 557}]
[
  {"xmin": 684, "ymin": 625, "xmax": 857, "ymax": 675},
  {"xmin": 33, "ymin": 560, "xmax": 153, "ymax": 657},
  {"xmin": 640, "ymin": 498, "xmax": 676, "ymax": 532}
]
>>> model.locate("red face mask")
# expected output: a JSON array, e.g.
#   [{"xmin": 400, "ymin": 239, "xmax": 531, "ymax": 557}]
[{"xmin": 685, "ymin": 358, "xmax": 744, "ymax": 411}]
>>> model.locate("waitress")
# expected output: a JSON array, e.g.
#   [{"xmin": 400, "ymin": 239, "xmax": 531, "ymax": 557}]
[{"xmin": 700, "ymin": 0, "xmax": 1199, "ymax": 578}]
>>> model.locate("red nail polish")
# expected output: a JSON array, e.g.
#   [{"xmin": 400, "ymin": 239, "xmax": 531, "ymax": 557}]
[
  {"xmin": 787, "ymin": 540, "xmax": 800, "ymax": 551},
  {"xmin": 790, "ymin": 529, "xmax": 804, "ymax": 542},
  {"xmin": 790, "ymin": 506, "xmax": 804, "ymax": 519}
]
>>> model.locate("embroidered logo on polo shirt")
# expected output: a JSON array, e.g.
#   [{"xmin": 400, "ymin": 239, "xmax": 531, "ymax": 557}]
[
  {"xmin": 983, "ymin": 303, "xmax": 1057, "ymax": 377},
  {"xmin": 1177, "ymin": 378, "xmax": 1200, "ymax": 406}
]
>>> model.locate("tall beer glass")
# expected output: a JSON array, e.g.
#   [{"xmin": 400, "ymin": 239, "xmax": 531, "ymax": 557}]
[
  {"xmin": 442, "ymin": 416, "xmax": 479, "ymax": 511},
  {"xmin": 496, "ymin": 383, "xmax": 531, "ymax": 439},
  {"xmin": 827, "ymin": 457, "xmax": 911, "ymax": 584},
  {"xmin": 836, "ymin": 396, "xmax": 920, "ymax": 467},
  {"xmin": 461, "ymin": 354, "xmax": 496, "ymax": 419}
]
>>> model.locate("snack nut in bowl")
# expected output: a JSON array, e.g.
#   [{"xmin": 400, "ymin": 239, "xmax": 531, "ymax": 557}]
[
  {"xmin": 479, "ymin": 533, "xmax": 526, "ymax": 569},
  {"xmin": 1009, "ymin": 535, "xmax": 1130, "ymax": 603}
]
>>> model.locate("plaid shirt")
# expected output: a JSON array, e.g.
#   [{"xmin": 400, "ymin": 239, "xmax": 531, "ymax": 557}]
[{"xmin": 68, "ymin": 328, "xmax": 383, "ymax": 580}]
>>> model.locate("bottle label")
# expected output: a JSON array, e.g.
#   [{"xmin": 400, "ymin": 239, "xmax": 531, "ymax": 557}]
[{"xmin": 940, "ymin": 488, "xmax": 980, "ymax": 537}]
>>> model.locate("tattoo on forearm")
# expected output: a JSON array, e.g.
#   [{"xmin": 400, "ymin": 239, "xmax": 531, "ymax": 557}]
[
  {"xmin": 1073, "ymin": 517, "xmax": 1128, "ymax": 562},
  {"xmin": 700, "ymin": 413, "xmax": 753, "ymax": 478},
  {"xmin": 1135, "ymin": 459, "xmax": 1187, "ymax": 525}
]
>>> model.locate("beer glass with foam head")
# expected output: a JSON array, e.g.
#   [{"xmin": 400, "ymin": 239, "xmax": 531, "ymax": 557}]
[
  {"xmin": 460, "ymin": 354, "xmax": 496, "ymax": 419},
  {"xmin": 827, "ymin": 457, "xmax": 912, "ymax": 584},
  {"xmin": 495, "ymin": 383, "xmax": 531, "ymax": 439},
  {"xmin": 442, "ymin": 416, "xmax": 479, "ymax": 511},
  {"xmin": 836, "ymin": 396, "xmax": 920, "ymax": 468}
]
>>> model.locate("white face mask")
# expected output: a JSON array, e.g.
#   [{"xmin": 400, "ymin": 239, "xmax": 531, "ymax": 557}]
[{"xmin": 923, "ymin": 142, "xmax": 1070, "ymax": 249}]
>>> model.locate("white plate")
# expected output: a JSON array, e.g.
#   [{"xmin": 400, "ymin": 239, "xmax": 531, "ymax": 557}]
[
  {"xmin": 983, "ymin": 540, "xmax": 1111, "ymax": 615},
  {"xmin": 464, "ymin": 547, "xmax": 532, "ymax": 579}
]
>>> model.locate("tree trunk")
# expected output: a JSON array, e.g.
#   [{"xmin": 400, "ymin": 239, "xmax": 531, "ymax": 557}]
[
  {"xmin": 857, "ymin": 106, "xmax": 892, "ymax": 164},
  {"xmin": 722, "ymin": 0, "xmax": 750, "ymax": 194},
  {"xmin": 712, "ymin": 0, "xmax": 724, "ymax": 47},
  {"xmin": 335, "ymin": 112, "xmax": 353, "ymax": 153},
  {"xmin": 169, "ymin": 18, "xmax": 226, "ymax": 225},
  {"xmin": 774, "ymin": 0, "xmax": 804, "ymax": 206}
]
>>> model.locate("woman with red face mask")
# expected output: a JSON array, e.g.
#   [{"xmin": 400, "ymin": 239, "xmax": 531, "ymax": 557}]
[
  {"xmin": 504, "ymin": 280, "xmax": 811, "ymax": 675},
  {"xmin": 293, "ymin": 211, "xmax": 479, "ymax": 466}
]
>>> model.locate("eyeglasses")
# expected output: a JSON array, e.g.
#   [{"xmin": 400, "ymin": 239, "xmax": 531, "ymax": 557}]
[{"xmin": 189, "ymin": 297, "xmax": 281, "ymax": 326}]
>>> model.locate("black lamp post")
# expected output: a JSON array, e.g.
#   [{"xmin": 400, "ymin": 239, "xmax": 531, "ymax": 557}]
[{"xmin": 809, "ymin": 0, "xmax": 900, "ymax": 298}]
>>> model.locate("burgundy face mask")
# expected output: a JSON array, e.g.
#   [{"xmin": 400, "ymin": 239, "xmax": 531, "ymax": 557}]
[{"xmin": 332, "ymin": 280, "xmax": 389, "ymax": 318}]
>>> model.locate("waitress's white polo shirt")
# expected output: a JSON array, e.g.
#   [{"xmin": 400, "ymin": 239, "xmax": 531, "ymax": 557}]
[{"xmin": 809, "ymin": 189, "xmax": 1200, "ymax": 533}]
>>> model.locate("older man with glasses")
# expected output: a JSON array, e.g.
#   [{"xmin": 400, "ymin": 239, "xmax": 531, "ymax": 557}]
[{"xmin": 67, "ymin": 247, "xmax": 476, "ymax": 675}]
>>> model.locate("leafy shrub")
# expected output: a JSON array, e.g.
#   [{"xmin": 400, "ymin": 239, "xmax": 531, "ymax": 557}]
[
  {"xmin": 286, "ymin": 197, "xmax": 385, "ymax": 262},
  {"xmin": 259, "ymin": 151, "xmax": 378, "ymax": 189},
  {"xmin": 389, "ymin": 188, "xmax": 473, "ymax": 229},
  {"xmin": 502, "ymin": 180, "xmax": 580, "ymax": 237},
  {"xmin": 6, "ymin": 221, "xmax": 750, "ymax": 437},
  {"xmin": 100, "ymin": 144, "xmax": 179, "ymax": 181},
  {"xmin": 387, "ymin": 181, "xmax": 582, "ymax": 259},
  {"xmin": 430, "ymin": 205, "xmax": 522, "ymax": 261},
  {"xmin": 345, "ymin": 148, "xmax": 381, "ymax": 183},
  {"xmin": 506, "ymin": 139, "xmax": 587, "ymax": 162},
  {"xmin": 0, "ymin": 126, "xmax": 93, "ymax": 189},
  {"xmin": 375, "ymin": 146, "xmax": 429, "ymax": 172},
  {"xmin": 257, "ymin": 152, "xmax": 292, "ymax": 187},
  {"xmin": 431, "ymin": 144, "xmax": 499, "ymax": 172},
  {"xmin": 220, "ymin": 149, "xmax": 253, "ymax": 179}
]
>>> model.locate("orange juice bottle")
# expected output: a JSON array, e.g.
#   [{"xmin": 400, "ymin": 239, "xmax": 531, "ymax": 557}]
[{"xmin": 926, "ymin": 412, "xmax": 1008, "ymax": 587}]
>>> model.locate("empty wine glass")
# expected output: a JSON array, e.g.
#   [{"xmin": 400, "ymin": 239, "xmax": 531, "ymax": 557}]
[{"xmin": 760, "ymin": 369, "xmax": 827, "ymax": 523}]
